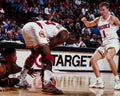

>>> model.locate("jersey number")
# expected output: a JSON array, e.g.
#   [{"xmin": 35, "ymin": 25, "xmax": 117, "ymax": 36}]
[{"xmin": 102, "ymin": 30, "xmax": 106, "ymax": 38}]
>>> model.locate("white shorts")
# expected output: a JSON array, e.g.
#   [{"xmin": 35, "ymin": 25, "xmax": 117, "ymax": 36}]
[
  {"xmin": 97, "ymin": 39, "xmax": 120, "ymax": 54},
  {"xmin": 22, "ymin": 22, "xmax": 48, "ymax": 48}
]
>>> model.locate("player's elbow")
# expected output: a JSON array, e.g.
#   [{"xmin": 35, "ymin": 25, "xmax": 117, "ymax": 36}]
[{"xmin": 84, "ymin": 23, "xmax": 92, "ymax": 27}]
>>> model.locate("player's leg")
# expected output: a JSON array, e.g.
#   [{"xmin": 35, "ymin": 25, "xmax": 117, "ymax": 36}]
[
  {"xmin": 18, "ymin": 49, "xmax": 39, "ymax": 87},
  {"xmin": 37, "ymin": 44, "xmax": 63, "ymax": 94},
  {"xmin": 89, "ymin": 49, "xmax": 104, "ymax": 88},
  {"xmin": 106, "ymin": 48, "xmax": 118, "ymax": 76},
  {"xmin": 106, "ymin": 39, "xmax": 120, "ymax": 89},
  {"xmin": 22, "ymin": 49, "xmax": 39, "ymax": 75},
  {"xmin": 17, "ymin": 23, "xmax": 40, "ymax": 87},
  {"xmin": 106, "ymin": 47, "xmax": 120, "ymax": 89}
]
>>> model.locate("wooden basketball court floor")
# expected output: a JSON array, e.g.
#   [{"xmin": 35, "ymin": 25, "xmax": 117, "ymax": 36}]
[{"xmin": 0, "ymin": 71, "xmax": 120, "ymax": 96}]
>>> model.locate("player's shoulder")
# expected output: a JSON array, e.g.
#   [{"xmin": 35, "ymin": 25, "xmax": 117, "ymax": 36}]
[
  {"xmin": 95, "ymin": 17, "xmax": 100, "ymax": 21},
  {"xmin": 93, "ymin": 17, "xmax": 100, "ymax": 24},
  {"xmin": 0, "ymin": 61, "xmax": 7, "ymax": 78},
  {"xmin": 110, "ymin": 15, "xmax": 119, "ymax": 21},
  {"xmin": 0, "ymin": 61, "xmax": 6, "ymax": 69}
]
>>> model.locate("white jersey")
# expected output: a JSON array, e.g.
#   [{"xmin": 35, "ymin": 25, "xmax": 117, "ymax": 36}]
[
  {"xmin": 97, "ymin": 15, "xmax": 120, "ymax": 53},
  {"xmin": 22, "ymin": 20, "xmax": 68, "ymax": 48},
  {"xmin": 36, "ymin": 20, "xmax": 68, "ymax": 39},
  {"xmin": 98, "ymin": 15, "xmax": 119, "ymax": 42}
]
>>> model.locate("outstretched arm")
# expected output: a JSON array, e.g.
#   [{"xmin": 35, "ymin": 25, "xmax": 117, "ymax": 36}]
[{"xmin": 81, "ymin": 17, "xmax": 99, "ymax": 27}]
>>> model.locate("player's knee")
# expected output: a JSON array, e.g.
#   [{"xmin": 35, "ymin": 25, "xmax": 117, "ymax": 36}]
[
  {"xmin": 106, "ymin": 54, "xmax": 113, "ymax": 61},
  {"xmin": 90, "ymin": 57, "xmax": 96, "ymax": 65}
]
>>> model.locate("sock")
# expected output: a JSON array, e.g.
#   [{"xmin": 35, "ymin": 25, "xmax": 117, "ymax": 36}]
[
  {"xmin": 96, "ymin": 77, "xmax": 103, "ymax": 83},
  {"xmin": 44, "ymin": 70, "xmax": 52, "ymax": 85},
  {"xmin": 114, "ymin": 75, "xmax": 119, "ymax": 81},
  {"xmin": 21, "ymin": 68, "xmax": 29, "ymax": 78}
]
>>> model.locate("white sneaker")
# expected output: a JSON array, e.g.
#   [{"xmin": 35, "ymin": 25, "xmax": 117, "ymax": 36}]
[
  {"xmin": 89, "ymin": 88, "xmax": 104, "ymax": 96},
  {"xmin": 114, "ymin": 80, "xmax": 120, "ymax": 90},
  {"xmin": 89, "ymin": 81, "xmax": 104, "ymax": 89},
  {"xmin": 16, "ymin": 76, "xmax": 31, "ymax": 88}
]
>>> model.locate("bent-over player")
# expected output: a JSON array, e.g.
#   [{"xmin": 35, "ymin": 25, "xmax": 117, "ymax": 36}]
[{"xmin": 18, "ymin": 20, "xmax": 78, "ymax": 94}]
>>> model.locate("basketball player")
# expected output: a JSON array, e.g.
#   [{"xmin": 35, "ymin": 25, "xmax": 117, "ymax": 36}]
[
  {"xmin": 0, "ymin": 48, "xmax": 21, "ymax": 87},
  {"xmin": 18, "ymin": 20, "xmax": 77, "ymax": 94},
  {"xmin": 0, "ymin": 48, "xmax": 34, "ymax": 87},
  {"xmin": 81, "ymin": 2, "xmax": 120, "ymax": 89}
]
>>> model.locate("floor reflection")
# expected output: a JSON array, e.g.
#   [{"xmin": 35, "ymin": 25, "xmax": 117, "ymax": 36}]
[
  {"xmin": 1, "ymin": 72, "xmax": 120, "ymax": 96},
  {"xmin": 114, "ymin": 90, "xmax": 120, "ymax": 96}
]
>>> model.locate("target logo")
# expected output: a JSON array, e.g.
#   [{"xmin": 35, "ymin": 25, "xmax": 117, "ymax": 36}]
[{"xmin": 34, "ymin": 55, "xmax": 43, "ymax": 68}]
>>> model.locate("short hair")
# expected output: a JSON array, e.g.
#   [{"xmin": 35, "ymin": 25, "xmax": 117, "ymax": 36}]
[
  {"xmin": 3, "ymin": 48, "xmax": 16, "ymax": 56},
  {"xmin": 99, "ymin": 2, "xmax": 110, "ymax": 9}
]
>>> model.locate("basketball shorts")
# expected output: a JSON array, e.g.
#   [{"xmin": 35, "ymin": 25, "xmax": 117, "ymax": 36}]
[
  {"xmin": 22, "ymin": 22, "xmax": 48, "ymax": 48},
  {"xmin": 97, "ymin": 39, "xmax": 120, "ymax": 54}
]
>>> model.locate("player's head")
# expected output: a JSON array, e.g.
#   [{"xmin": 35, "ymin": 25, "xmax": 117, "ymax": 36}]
[
  {"xmin": 3, "ymin": 48, "xmax": 17, "ymax": 63},
  {"xmin": 99, "ymin": 2, "xmax": 110, "ymax": 18},
  {"xmin": 66, "ymin": 33, "xmax": 79, "ymax": 44}
]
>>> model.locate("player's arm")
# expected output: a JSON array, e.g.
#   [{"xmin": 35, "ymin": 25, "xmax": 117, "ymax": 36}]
[
  {"xmin": 112, "ymin": 16, "xmax": 120, "ymax": 27},
  {"xmin": 81, "ymin": 17, "xmax": 99, "ymax": 27}
]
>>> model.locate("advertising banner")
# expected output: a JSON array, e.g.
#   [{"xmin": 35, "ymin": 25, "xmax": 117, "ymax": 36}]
[{"xmin": 16, "ymin": 49, "xmax": 119, "ymax": 72}]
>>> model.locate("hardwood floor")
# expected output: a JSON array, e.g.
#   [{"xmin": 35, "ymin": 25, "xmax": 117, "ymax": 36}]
[{"xmin": 0, "ymin": 72, "xmax": 120, "ymax": 96}]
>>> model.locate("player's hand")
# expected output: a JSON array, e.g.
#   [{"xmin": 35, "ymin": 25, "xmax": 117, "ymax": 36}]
[
  {"xmin": 27, "ymin": 67, "xmax": 37, "ymax": 78},
  {"xmin": 81, "ymin": 17, "xmax": 87, "ymax": 22}
]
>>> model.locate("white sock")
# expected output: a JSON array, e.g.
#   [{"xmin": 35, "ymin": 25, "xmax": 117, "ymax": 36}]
[
  {"xmin": 114, "ymin": 75, "xmax": 119, "ymax": 81},
  {"xmin": 96, "ymin": 77, "xmax": 103, "ymax": 83},
  {"xmin": 44, "ymin": 70, "xmax": 52, "ymax": 84},
  {"xmin": 21, "ymin": 68, "xmax": 29, "ymax": 78}
]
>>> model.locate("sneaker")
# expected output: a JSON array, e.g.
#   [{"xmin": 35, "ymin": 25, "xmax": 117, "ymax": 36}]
[
  {"xmin": 16, "ymin": 76, "xmax": 31, "ymax": 88},
  {"xmin": 114, "ymin": 80, "xmax": 120, "ymax": 90},
  {"xmin": 42, "ymin": 81, "xmax": 63, "ymax": 95},
  {"xmin": 89, "ymin": 88, "xmax": 104, "ymax": 96},
  {"xmin": 89, "ymin": 81, "xmax": 104, "ymax": 89}
]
